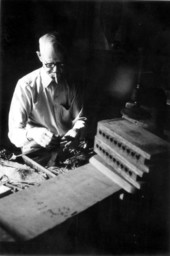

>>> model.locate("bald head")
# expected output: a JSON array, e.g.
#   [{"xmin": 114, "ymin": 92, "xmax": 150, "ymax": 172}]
[
  {"xmin": 38, "ymin": 32, "xmax": 65, "ymax": 62},
  {"xmin": 37, "ymin": 32, "xmax": 65, "ymax": 82},
  {"xmin": 39, "ymin": 33, "xmax": 62, "ymax": 52}
]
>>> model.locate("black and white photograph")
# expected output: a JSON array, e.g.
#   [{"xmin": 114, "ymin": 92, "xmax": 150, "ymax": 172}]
[{"xmin": 0, "ymin": 0, "xmax": 170, "ymax": 255}]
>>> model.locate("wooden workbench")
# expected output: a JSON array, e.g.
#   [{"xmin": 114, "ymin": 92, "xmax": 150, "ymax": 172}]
[{"xmin": 0, "ymin": 163, "xmax": 120, "ymax": 241}]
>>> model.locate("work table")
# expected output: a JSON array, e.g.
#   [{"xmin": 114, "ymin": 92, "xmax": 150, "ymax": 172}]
[{"xmin": 0, "ymin": 163, "xmax": 120, "ymax": 242}]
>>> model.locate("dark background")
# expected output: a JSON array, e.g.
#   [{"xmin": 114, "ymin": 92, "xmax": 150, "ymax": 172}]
[{"xmin": 0, "ymin": 0, "xmax": 170, "ymax": 254}]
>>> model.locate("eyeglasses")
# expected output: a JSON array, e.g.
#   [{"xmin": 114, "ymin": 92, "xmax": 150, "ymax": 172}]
[{"xmin": 44, "ymin": 62, "xmax": 64, "ymax": 69}]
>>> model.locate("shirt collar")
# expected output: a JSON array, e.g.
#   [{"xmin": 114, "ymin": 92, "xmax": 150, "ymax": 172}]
[{"xmin": 40, "ymin": 67, "xmax": 53, "ymax": 88}]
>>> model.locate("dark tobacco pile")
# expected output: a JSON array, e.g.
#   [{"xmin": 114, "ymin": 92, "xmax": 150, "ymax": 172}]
[
  {"xmin": 0, "ymin": 148, "xmax": 47, "ymax": 194},
  {"xmin": 0, "ymin": 140, "xmax": 94, "ymax": 196},
  {"xmin": 47, "ymin": 139, "xmax": 95, "ymax": 175},
  {"xmin": 0, "ymin": 139, "xmax": 95, "ymax": 181},
  {"xmin": 0, "ymin": 149, "xmax": 12, "ymax": 160}
]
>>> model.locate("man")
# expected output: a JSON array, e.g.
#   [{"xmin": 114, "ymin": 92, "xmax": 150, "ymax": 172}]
[{"xmin": 8, "ymin": 32, "xmax": 86, "ymax": 152}]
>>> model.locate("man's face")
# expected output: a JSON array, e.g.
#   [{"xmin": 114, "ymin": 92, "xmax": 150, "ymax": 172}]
[{"xmin": 38, "ymin": 44, "xmax": 64, "ymax": 83}]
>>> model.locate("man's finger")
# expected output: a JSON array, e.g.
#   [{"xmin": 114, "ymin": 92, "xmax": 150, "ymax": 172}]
[{"xmin": 61, "ymin": 135, "xmax": 74, "ymax": 141}]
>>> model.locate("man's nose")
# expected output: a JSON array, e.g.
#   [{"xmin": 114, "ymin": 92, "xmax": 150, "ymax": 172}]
[{"xmin": 52, "ymin": 65, "xmax": 57, "ymax": 73}]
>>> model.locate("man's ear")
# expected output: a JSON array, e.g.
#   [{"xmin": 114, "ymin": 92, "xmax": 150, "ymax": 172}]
[{"xmin": 36, "ymin": 51, "xmax": 42, "ymax": 62}]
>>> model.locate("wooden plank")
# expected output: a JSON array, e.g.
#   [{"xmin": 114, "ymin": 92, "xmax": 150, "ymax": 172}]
[
  {"xmin": 22, "ymin": 155, "xmax": 56, "ymax": 178},
  {"xmin": 98, "ymin": 118, "xmax": 170, "ymax": 160},
  {"xmin": 93, "ymin": 144, "xmax": 141, "ymax": 189},
  {"xmin": 0, "ymin": 163, "xmax": 120, "ymax": 241},
  {"xmin": 90, "ymin": 155, "xmax": 136, "ymax": 193},
  {"xmin": 94, "ymin": 136, "xmax": 144, "ymax": 176},
  {"xmin": 96, "ymin": 132, "xmax": 150, "ymax": 173},
  {"xmin": 0, "ymin": 185, "xmax": 11, "ymax": 198}
]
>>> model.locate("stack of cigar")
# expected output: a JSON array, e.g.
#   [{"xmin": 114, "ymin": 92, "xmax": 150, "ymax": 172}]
[{"xmin": 90, "ymin": 118, "xmax": 170, "ymax": 193}]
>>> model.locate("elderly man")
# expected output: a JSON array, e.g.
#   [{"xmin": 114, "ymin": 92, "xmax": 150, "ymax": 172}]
[{"xmin": 8, "ymin": 32, "xmax": 86, "ymax": 152}]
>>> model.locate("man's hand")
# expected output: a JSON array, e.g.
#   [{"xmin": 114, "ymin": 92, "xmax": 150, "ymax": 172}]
[
  {"xmin": 64, "ymin": 128, "xmax": 78, "ymax": 139},
  {"xmin": 27, "ymin": 127, "xmax": 54, "ymax": 148},
  {"xmin": 61, "ymin": 128, "xmax": 79, "ymax": 149}
]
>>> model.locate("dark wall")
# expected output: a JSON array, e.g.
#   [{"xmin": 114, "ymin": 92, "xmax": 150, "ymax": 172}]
[{"xmin": 1, "ymin": 0, "xmax": 170, "ymax": 147}]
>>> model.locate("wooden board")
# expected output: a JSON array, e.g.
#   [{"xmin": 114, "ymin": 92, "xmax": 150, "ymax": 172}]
[
  {"xmin": 98, "ymin": 118, "xmax": 170, "ymax": 160},
  {"xmin": 94, "ymin": 136, "xmax": 144, "ymax": 176},
  {"xmin": 22, "ymin": 155, "xmax": 56, "ymax": 178},
  {"xmin": 0, "ymin": 163, "xmax": 120, "ymax": 241},
  {"xmin": 90, "ymin": 155, "xmax": 136, "ymax": 193},
  {"xmin": 95, "ymin": 133, "xmax": 150, "ymax": 173},
  {"xmin": 0, "ymin": 185, "xmax": 11, "ymax": 198}
]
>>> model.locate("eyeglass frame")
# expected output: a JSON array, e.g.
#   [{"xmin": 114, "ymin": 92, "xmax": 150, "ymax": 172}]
[{"xmin": 43, "ymin": 61, "xmax": 65, "ymax": 69}]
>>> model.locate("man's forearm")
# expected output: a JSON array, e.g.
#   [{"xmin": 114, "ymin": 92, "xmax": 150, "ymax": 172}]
[{"xmin": 8, "ymin": 127, "xmax": 30, "ymax": 148}]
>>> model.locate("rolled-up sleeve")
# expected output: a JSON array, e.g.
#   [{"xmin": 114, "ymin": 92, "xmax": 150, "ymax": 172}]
[{"xmin": 8, "ymin": 79, "xmax": 32, "ymax": 147}]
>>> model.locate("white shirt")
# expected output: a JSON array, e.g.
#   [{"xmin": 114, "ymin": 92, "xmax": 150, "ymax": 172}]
[{"xmin": 8, "ymin": 68, "xmax": 86, "ymax": 147}]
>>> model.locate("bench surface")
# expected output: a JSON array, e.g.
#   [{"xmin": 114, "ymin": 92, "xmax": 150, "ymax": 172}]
[{"xmin": 0, "ymin": 163, "xmax": 120, "ymax": 241}]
